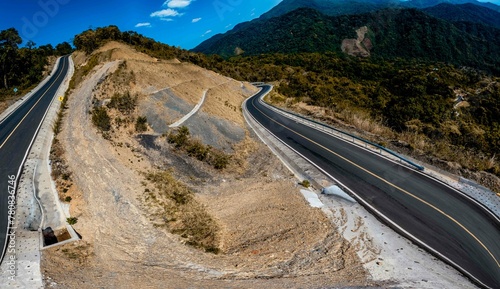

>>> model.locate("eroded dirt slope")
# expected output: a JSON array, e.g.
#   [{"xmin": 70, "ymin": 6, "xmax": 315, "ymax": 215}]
[{"xmin": 41, "ymin": 43, "xmax": 371, "ymax": 288}]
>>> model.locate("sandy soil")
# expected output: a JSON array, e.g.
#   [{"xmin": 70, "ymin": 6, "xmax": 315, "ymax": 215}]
[{"xmin": 41, "ymin": 43, "xmax": 372, "ymax": 288}]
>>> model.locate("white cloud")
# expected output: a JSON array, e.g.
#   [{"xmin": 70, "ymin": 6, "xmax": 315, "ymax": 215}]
[
  {"xmin": 135, "ymin": 22, "xmax": 151, "ymax": 28},
  {"xmin": 192, "ymin": 17, "xmax": 201, "ymax": 23},
  {"xmin": 150, "ymin": 9, "xmax": 181, "ymax": 18},
  {"xmin": 164, "ymin": 0, "xmax": 192, "ymax": 8},
  {"xmin": 160, "ymin": 18, "xmax": 174, "ymax": 22},
  {"xmin": 202, "ymin": 29, "xmax": 212, "ymax": 37}
]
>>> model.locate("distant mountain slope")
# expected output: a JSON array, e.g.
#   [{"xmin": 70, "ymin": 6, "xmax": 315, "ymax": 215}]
[
  {"xmin": 402, "ymin": 0, "xmax": 500, "ymax": 11},
  {"xmin": 260, "ymin": 0, "xmax": 500, "ymax": 19},
  {"xmin": 423, "ymin": 3, "xmax": 500, "ymax": 29},
  {"xmin": 196, "ymin": 0, "xmax": 500, "ymax": 56},
  {"xmin": 193, "ymin": 8, "xmax": 500, "ymax": 73},
  {"xmin": 259, "ymin": 0, "xmax": 399, "ymax": 19}
]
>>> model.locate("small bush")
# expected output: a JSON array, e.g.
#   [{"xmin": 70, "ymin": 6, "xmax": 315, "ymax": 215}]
[
  {"xmin": 167, "ymin": 126, "xmax": 232, "ymax": 170},
  {"xmin": 108, "ymin": 91, "xmax": 137, "ymax": 114},
  {"xmin": 186, "ymin": 140, "xmax": 210, "ymax": 161},
  {"xmin": 300, "ymin": 180, "xmax": 311, "ymax": 188},
  {"xmin": 65, "ymin": 196, "xmax": 72, "ymax": 202},
  {"xmin": 67, "ymin": 217, "xmax": 78, "ymax": 225},
  {"xmin": 135, "ymin": 116, "xmax": 148, "ymax": 132},
  {"xmin": 167, "ymin": 126, "xmax": 190, "ymax": 148},
  {"xmin": 52, "ymin": 120, "xmax": 62, "ymax": 135},
  {"xmin": 91, "ymin": 106, "xmax": 111, "ymax": 131},
  {"xmin": 209, "ymin": 151, "xmax": 231, "ymax": 170}
]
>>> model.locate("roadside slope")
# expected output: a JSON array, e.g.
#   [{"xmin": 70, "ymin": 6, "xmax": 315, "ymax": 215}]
[{"xmin": 41, "ymin": 43, "xmax": 371, "ymax": 288}]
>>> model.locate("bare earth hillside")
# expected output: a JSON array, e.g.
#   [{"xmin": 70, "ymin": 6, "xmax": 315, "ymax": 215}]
[{"xmin": 41, "ymin": 42, "xmax": 373, "ymax": 288}]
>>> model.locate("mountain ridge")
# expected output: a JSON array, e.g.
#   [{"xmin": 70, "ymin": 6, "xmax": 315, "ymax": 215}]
[
  {"xmin": 423, "ymin": 3, "xmax": 500, "ymax": 28},
  {"xmin": 193, "ymin": 7, "xmax": 500, "ymax": 73},
  {"xmin": 260, "ymin": 0, "xmax": 500, "ymax": 19}
]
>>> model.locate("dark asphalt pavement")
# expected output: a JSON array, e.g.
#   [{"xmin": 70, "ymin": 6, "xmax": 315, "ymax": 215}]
[
  {"xmin": 0, "ymin": 56, "xmax": 69, "ymax": 264},
  {"xmin": 246, "ymin": 85, "xmax": 500, "ymax": 289}
]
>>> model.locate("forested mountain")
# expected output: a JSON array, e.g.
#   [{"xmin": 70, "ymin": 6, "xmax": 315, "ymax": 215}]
[
  {"xmin": 196, "ymin": 0, "xmax": 500, "ymax": 56},
  {"xmin": 259, "ymin": 0, "xmax": 399, "ymax": 19},
  {"xmin": 260, "ymin": 0, "xmax": 500, "ymax": 19},
  {"xmin": 402, "ymin": 0, "xmax": 500, "ymax": 11},
  {"xmin": 193, "ymin": 8, "xmax": 500, "ymax": 73},
  {"xmin": 423, "ymin": 3, "xmax": 500, "ymax": 29}
]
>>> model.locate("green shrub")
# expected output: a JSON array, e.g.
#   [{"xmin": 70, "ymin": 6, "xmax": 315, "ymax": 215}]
[
  {"xmin": 300, "ymin": 180, "xmax": 311, "ymax": 188},
  {"xmin": 166, "ymin": 126, "xmax": 231, "ymax": 170},
  {"xmin": 66, "ymin": 217, "xmax": 78, "ymax": 225},
  {"xmin": 186, "ymin": 140, "xmax": 210, "ymax": 161},
  {"xmin": 167, "ymin": 126, "xmax": 190, "ymax": 148},
  {"xmin": 209, "ymin": 151, "xmax": 231, "ymax": 170},
  {"xmin": 65, "ymin": 196, "xmax": 72, "ymax": 202},
  {"xmin": 108, "ymin": 91, "xmax": 137, "ymax": 114},
  {"xmin": 91, "ymin": 106, "xmax": 111, "ymax": 131},
  {"xmin": 135, "ymin": 116, "xmax": 148, "ymax": 132}
]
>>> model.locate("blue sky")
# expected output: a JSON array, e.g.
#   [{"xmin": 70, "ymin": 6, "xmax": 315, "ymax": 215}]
[{"xmin": 0, "ymin": 0, "xmax": 282, "ymax": 49}]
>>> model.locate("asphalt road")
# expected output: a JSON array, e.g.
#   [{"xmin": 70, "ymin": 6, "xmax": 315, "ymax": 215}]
[
  {"xmin": 246, "ymin": 85, "xmax": 500, "ymax": 289},
  {"xmin": 0, "ymin": 56, "xmax": 69, "ymax": 264}
]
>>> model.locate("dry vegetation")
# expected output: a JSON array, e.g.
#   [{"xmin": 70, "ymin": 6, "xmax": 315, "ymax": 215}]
[
  {"xmin": 143, "ymin": 170, "xmax": 221, "ymax": 253},
  {"xmin": 268, "ymin": 94, "xmax": 500, "ymax": 194},
  {"xmin": 41, "ymin": 42, "xmax": 372, "ymax": 288}
]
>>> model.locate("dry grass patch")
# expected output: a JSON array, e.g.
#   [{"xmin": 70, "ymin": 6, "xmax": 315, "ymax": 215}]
[
  {"xmin": 144, "ymin": 170, "xmax": 221, "ymax": 253},
  {"xmin": 279, "ymin": 99, "xmax": 500, "ymax": 193},
  {"xmin": 167, "ymin": 126, "xmax": 232, "ymax": 170}
]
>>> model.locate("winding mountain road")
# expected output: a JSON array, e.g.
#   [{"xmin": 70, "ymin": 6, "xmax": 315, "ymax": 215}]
[
  {"xmin": 0, "ymin": 56, "xmax": 70, "ymax": 264},
  {"xmin": 245, "ymin": 84, "xmax": 500, "ymax": 289}
]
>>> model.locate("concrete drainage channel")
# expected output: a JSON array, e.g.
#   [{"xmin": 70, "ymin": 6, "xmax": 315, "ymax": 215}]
[{"xmin": 0, "ymin": 56, "xmax": 77, "ymax": 288}]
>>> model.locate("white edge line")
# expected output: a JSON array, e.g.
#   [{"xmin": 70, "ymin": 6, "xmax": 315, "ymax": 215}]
[
  {"xmin": 257, "ymin": 88, "xmax": 500, "ymax": 224},
  {"xmin": 244, "ymin": 85, "xmax": 492, "ymax": 289},
  {"xmin": 1, "ymin": 56, "xmax": 68, "ymax": 263},
  {"xmin": 0, "ymin": 57, "xmax": 61, "ymax": 126},
  {"xmin": 242, "ymin": 95, "xmax": 306, "ymax": 182}
]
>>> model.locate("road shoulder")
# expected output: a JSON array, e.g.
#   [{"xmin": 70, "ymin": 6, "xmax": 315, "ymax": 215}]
[
  {"xmin": 0, "ymin": 56, "xmax": 75, "ymax": 288},
  {"xmin": 243, "ymin": 87, "xmax": 479, "ymax": 288}
]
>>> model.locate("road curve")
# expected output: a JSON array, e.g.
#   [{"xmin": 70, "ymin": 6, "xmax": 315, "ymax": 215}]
[
  {"xmin": 245, "ymin": 85, "xmax": 500, "ymax": 289},
  {"xmin": 0, "ymin": 56, "xmax": 70, "ymax": 264}
]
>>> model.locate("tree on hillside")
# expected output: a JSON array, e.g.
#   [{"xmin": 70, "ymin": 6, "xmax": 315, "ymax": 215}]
[
  {"xmin": 73, "ymin": 29, "xmax": 98, "ymax": 54},
  {"xmin": 0, "ymin": 28, "xmax": 22, "ymax": 89},
  {"xmin": 26, "ymin": 40, "xmax": 36, "ymax": 50},
  {"xmin": 39, "ymin": 44, "xmax": 55, "ymax": 56},
  {"xmin": 56, "ymin": 42, "xmax": 73, "ymax": 55},
  {"xmin": 0, "ymin": 27, "xmax": 64, "ymax": 94}
]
